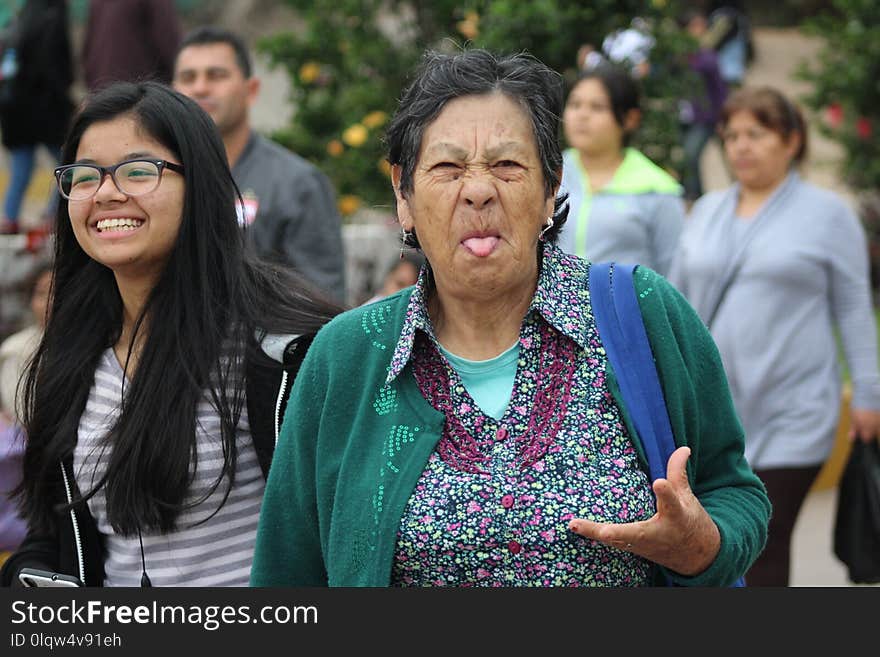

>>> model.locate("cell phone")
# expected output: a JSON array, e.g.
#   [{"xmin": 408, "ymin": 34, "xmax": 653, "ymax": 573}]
[{"xmin": 18, "ymin": 567, "xmax": 83, "ymax": 588}]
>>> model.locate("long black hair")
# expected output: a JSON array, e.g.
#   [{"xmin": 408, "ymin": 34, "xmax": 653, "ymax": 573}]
[{"xmin": 16, "ymin": 81, "xmax": 340, "ymax": 535}]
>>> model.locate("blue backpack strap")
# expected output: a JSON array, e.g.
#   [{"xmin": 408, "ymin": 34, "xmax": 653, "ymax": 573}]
[
  {"xmin": 589, "ymin": 262, "xmax": 746, "ymax": 587},
  {"xmin": 588, "ymin": 262, "xmax": 675, "ymax": 482}
]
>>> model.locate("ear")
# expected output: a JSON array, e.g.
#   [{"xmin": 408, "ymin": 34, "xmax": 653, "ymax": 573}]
[
  {"xmin": 245, "ymin": 76, "xmax": 261, "ymax": 108},
  {"xmin": 623, "ymin": 108, "xmax": 641, "ymax": 134},
  {"xmin": 391, "ymin": 164, "xmax": 413, "ymax": 230}
]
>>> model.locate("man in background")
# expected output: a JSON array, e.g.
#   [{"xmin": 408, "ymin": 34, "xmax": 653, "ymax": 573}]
[{"xmin": 173, "ymin": 26, "xmax": 346, "ymax": 304}]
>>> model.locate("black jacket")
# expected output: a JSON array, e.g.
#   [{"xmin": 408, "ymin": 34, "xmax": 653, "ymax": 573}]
[
  {"xmin": 0, "ymin": 333, "xmax": 313, "ymax": 587},
  {"xmin": 0, "ymin": 0, "xmax": 74, "ymax": 148}
]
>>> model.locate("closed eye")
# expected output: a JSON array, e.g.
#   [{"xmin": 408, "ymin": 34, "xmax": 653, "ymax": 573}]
[{"xmin": 493, "ymin": 160, "xmax": 521, "ymax": 168}]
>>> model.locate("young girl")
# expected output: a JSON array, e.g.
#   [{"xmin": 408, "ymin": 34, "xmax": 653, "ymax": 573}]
[
  {"xmin": 557, "ymin": 64, "xmax": 685, "ymax": 276},
  {"xmin": 0, "ymin": 81, "xmax": 339, "ymax": 586}
]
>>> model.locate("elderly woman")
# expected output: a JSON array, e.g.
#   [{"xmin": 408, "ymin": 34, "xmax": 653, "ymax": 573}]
[
  {"xmin": 669, "ymin": 86, "xmax": 880, "ymax": 586},
  {"xmin": 251, "ymin": 49, "xmax": 770, "ymax": 587}
]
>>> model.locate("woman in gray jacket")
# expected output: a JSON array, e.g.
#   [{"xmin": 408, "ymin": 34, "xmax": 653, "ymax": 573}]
[{"xmin": 669, "ymin": 86, "xmax": 880, "ymax": 586}]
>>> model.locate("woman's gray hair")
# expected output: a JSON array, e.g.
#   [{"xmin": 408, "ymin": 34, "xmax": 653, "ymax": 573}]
[{"xmin": 385, "ymin": 48, "xmax": 569, "ymax": 245}]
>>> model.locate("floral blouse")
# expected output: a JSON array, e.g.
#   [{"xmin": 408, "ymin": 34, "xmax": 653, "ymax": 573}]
[{"xmin": 386, "ymin": 244, "xmax": 656, "ymax": 586}]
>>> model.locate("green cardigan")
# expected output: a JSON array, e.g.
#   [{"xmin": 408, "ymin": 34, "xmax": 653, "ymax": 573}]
[{"xmin": 251, "ymin": 267, "xmax": 770, "ymax": 587}]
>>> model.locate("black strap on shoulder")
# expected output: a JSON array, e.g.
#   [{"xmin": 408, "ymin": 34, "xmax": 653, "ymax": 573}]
[{"xmin": 246, "ymin": 333, "xmax": 316, "ymax": 478}]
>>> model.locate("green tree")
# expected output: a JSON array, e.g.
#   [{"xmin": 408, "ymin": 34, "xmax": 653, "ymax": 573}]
[
  {"xmin": 797, "ymin": 0, "xmax": 880, "ymax": 292},
  {"xmin": 798, "ymin": 0, "xmax": 880, "ymax": 192},
  {"xmin": 259, "ymin": 0, "xmax": 694, "ymax": 218}
]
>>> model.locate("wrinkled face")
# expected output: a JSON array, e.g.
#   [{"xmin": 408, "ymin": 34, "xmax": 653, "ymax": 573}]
[
  {"xmin": 393, "ymin": 93, "xmax": 556, "ymax": 302},
  {"xmin": 563, "ymin": 78, "xmax": 627, "ymax": 156},
  {"xmin": 721, "ymin": 110, "xmax": 800, "ymax": 191},
  {"xmin": 67, "ymin": 116, "xmax": 185, "ymax": 284},
  {"xmin": 173, "ymin": 43, "xmax": 257, "ymax": 136}
]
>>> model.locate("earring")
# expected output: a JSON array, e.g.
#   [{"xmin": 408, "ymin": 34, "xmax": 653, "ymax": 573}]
[
  {"xmin": 400, "ymin": 229, "xmax": 413, "ymax": 259},
  {"xmin": 539, "ymin": 216, "xmax": 554, "ymax": 241}
]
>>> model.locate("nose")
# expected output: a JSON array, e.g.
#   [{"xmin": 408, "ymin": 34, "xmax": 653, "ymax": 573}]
[
  {"xmin": 461, "ymin": 174, "xmax": 496, "ymax": 211},
  {"xmin": 93, "ymin": 172, "xmax": 126, "ymax": 202},
  {"xmin": 189, "ymin": 73, "xmax": 212, "ymax": 97}
]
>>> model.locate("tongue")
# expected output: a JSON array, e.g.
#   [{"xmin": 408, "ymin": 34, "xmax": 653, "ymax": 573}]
[{"xmin": 462, "ymin": 236, "xmax": 499, "ymax": 257}]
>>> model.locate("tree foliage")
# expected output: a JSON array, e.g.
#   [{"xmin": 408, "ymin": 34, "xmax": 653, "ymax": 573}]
[
  {"xmin": 797, "ymin": 0, "xmax": 880, "ymax": 192},
  {"xmin": 797, "ymin": 0, "xmax": 880, "ymax": 293},
  {"xmin": 259, "ymin": 0, "xmax": 694, "ymax": 217}
]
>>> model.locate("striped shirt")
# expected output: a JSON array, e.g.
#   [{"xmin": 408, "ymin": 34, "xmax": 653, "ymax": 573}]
[{"xmin": 73, "ymin": 349, "xmax": 265, "ymax": 586}]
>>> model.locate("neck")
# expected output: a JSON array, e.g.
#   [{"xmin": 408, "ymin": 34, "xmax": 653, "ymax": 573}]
[
  {"xmin": 737, "ymin": 171, "xmax": 790, "ymax": 218},
  {"xmin": 113, "ymin": 273, "xmax": 155, "ymax": 373},
  {"xmin": 579, "ymin": 147, "xmax": 625, "ymax": 190},
  {"xmin": 429, "ymin": 277, "xmax": 535, "ymax": 361},
  {"xmin": 224, "ymin": 123, "xmax": 252, "ymax": 169}
]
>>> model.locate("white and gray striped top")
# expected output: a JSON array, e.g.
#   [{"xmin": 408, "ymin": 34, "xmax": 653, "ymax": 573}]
[{"xmin": 73, "ymin": 349, "xmax": 265, "ymax": 586}]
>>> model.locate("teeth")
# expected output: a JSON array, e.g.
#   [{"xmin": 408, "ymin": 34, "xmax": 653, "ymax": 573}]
[{"xmin": 96, "ymin": 218, "xmax": 144, "ymax": 232}]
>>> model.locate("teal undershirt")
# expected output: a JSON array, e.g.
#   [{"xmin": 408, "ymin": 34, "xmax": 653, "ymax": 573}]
[{"xmin": 437, "ymin": 342, "xmax": 520, "ymax": 421}]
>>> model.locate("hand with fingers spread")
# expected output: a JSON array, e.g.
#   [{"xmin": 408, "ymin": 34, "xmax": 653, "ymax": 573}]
[
  {"xmin": 568, "ymin": 446, "xmax": 721, "ymax": 576},
  {"xmin": 849, "ymin": 408, "xmax": 880, "ymax": 444}
]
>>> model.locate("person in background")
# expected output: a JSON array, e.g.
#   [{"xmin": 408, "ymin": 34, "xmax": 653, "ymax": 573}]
[
  {"xmin": 557, "ymin": 63, "xmax": 685, "ymax": 276},
  {"xmin": 0, "ymin": 0, "xmax": 73, "ymax": 234},
  {"xmin": 0, "ymin": 260, "xmax": 51, "ymax": 565},
  {"xmin": 601, "ymin": 17, "xmax": 654, "ymax": 79},
  {"xmin": 677, "ymin": 9, "xmax": 728, "ymax": 204},
  {"xmin": 0, "ymin": 81, "xmax": 339, "ymax": 587},
  {"xmin": 669, "ymin": 86, "xmax": 880, "ymax": 586},
  {"xmin": 575, "ymin": 43, "xmax": 605, "ymax": 72},
  {"xmin": 705, "ymin": 2, "xmax": 753, "ymax": 88},
  {"xmin": 251, "ymin": 48, "xmax": 769, "ymax": 588},
  {"xmin": 82, "ymin": 0, "xmax": 181, "ymax": 92},
  {"xmin": 173, "ymin": 26, "xmax": 347, "ymax": 305},
  {"xmin": 363, "ymin": 250, "xmax": 425, "ymax": 305},
  {"xmin": 0, "ymin": 260, "xmax": 51, "ymax": 423}
]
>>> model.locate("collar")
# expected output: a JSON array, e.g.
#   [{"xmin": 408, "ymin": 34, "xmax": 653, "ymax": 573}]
[
  {"xmin": 231, "ymin": 130, "xmax": 258, "ymax": 176},
  {"xmin": 385, "ymin": 242, "xmax": 593, "ymax": 385},
  {"xmin": 567, "ymin": 147, "xmax": 682, "ymax": 195}
]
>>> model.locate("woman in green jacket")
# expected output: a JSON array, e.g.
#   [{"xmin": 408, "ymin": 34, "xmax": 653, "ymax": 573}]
[{"xmin": 251, "ymin": 49, "xmax": 769, "ymax": 587}]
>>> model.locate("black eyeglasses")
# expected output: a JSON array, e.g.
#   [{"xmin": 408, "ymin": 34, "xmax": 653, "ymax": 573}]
[{"xmin": 54, "ymin": 158, "xmax": 184, "ymax": 201}]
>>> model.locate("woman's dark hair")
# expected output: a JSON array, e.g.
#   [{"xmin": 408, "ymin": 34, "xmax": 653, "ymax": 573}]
[
  {"xmin": 17, "ymin": 81, "xmax": 340, "ymax": 535},
  {"xmin": 569, "ymin": 63, "xmax": 641, "ymax": 146},
  {"xmin": 720, "ymin": 86, "xmax": 808, "ymax": 163},
  {"xmin": 385, "ymin": 48, "xmax": 568, "ymax": 244}
]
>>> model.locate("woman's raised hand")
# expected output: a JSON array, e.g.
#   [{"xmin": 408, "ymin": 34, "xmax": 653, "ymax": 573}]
[{"xmin": 568, "ymin": 446, "xmax": 721, "ymax": 577}]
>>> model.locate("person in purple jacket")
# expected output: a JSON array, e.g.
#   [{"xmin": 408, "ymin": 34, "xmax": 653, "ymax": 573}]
[{"xmin": 677, "ymin": 9, "xmax": 729, "ymax": 203}]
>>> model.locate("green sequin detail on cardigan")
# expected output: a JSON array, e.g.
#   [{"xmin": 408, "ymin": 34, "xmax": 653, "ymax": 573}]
[
  {"xmin": 373, "ymin": 384, "xmax": 399, "ymax": 415},
  {"xmin": 371, "ymin": 424, "xmax": 421, "ymax": 529},
  {"xmin": 361, "ymin": 303, "xmax": 392, "ymax": 350}
]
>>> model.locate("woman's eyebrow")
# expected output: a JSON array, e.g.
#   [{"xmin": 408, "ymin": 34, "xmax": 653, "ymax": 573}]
[
  {"xmin": 71, "ymin": 152, "xmax": 159, "ymax": 165},
  {"xmin": 422, "ymin": 142, "xmax": 470, "ymax": 160}
]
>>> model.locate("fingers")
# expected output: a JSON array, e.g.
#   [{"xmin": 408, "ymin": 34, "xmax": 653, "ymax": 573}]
[
  {"xmin": 568, "ymin": 517, "xmax": 646, "ymax": 552},
  {"xmin": 850, "ymin": 409, "xmax": 880, "ymax": 444},
  {"xmin": 665, "ymin": 446, "xmax": 691, "ymax": 487},
  {"xmin": 651, "ymin": 446, "xmax": 692, "ymax": 518}
]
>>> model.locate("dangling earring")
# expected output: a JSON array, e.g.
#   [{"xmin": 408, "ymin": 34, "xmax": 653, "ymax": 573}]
[
  {"xmin": 400, "ymin": 228, "xmax": 413, "ymax": 259},
  {"xmin": 539, "ymin": 216, "xmax": 554, "ymax": 241}
]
